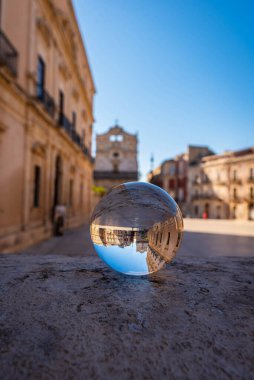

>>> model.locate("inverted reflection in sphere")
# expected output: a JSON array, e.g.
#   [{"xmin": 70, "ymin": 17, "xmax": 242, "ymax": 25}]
[{"xmin": 90, "ymin": 182, "xmax": 183, "ymax": 276}]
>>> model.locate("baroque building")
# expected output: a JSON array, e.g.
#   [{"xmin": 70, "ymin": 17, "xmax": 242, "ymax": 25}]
[
  {"xmin": 94, "ymin": 124, "xmax": 139, "ymax": 191},
  {"xmin": 0, "ymin": 0, "xmax": 95, "ymax": 252},
  {"xmin": 147, "ymin": 145, "xmax": 212, "ymax": 215},
  {"xmin": 189, "ymin": 147, "xmax": 254, "ymax": 220},
  {"xmin": 147, "ymin": 154, "xmax": 188, "ymax": 213}
]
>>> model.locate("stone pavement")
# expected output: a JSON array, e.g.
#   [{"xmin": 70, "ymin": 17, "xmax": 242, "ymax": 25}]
[
  {"xmin": 184, "ymin": 218, "xmax": 254, "ymax": 237},
  {"xmin": 0, "ymin": 223, "xmax": 254, "ymax": 380}
]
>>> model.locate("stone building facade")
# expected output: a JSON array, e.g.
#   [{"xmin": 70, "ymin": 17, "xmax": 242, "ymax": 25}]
[
  {"xmin": 0, "ymin": 0, "xmax": 95, "ymax": 252},
  {"xmin": 147, "ymin": 146, "xmax": 212, "ymax": 215},
  {"xmin": 189, "ymin": 147, "xmax": 254, "ymax": 220},
  {"xmin": 147, "ymin": 155, "xmax": 188, "ymax": 213},
  {"xmin": 94, "ymin": 124, "xmax": 138, "ymax": 191}
]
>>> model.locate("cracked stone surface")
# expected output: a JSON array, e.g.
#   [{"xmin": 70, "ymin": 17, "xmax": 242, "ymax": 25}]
[{"xmin": 0, "ymin": 226, "xmax": 254, "ymax": 379}]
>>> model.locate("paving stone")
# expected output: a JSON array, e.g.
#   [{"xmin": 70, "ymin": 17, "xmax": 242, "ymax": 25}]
[{"xmin": 0, "ymin": 225, "xmax": 253, "ymax": 379}]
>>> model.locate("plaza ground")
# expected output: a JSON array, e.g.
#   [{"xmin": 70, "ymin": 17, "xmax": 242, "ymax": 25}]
[{"xmin": 0, "ymin": 220, "xmax": 253, "ymax": 379}]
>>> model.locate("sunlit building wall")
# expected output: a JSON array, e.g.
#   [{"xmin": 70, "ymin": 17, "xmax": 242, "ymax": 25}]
[
  {"xmin": 189, "ymin": 147, "xmax": 254, "ymax": 220},
  {"xmin": 0, "ymin": 0, "xmax": 95, "ymax": 252},
  {"xmin": 147, "ymin": 146, "xmax": 212, "ymax": 215},
  {"xmin": 94, "ymin": 124, "xmax": 138, "ymax": 191}
]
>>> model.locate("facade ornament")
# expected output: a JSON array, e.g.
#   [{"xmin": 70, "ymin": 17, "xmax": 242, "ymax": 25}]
[
  {"xmin": 36, "ymin": 18, "xmax": 51, "ymax": 46},
  {"xmin": 31, "ymin": 141, "xmax": 46, "ymax": 156}
]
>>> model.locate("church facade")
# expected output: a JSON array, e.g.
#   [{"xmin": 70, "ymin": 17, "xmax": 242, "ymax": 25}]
[{"xmin": 94, "ymin": 124, "xmax": 139, "ymax": 191}]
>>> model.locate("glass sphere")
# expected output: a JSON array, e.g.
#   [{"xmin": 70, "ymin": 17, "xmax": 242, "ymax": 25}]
[{"xmin": 90, "ymin": 182, "xmax": 183, "ymax": 276}]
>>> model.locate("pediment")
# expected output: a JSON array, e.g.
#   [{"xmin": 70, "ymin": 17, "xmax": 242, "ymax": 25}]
[{"xmin": 31, "ymin": 141, "xmax": 46, "ymax": 156}]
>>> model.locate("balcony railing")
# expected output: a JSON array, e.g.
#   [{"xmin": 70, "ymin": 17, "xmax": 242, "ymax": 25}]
[
  {"xmin": 58, "ymin": 113, "xmax": 93, "ymax": 163},
  {"xmin": 230, "ymin": 195, "xmax": 241, "ymax": 203},
  {"xmin": 191, "ymin": 193, "xmax": 219, "ymax": 201},
  {"xmin": 231, "ymin": 178, "xmax": 242, "ymax": 185},
  {"xmin": 59, "ymin": 113, "xmax": 72, "ymax": 134},
  {"xmin": 36, "ymin": 87, "xmax": 55, "ymax": 118},
  {"xmin": 215, "ymin": 180, "xmax": 227, "ymax": 186},
  {"xmin": 192, "ymin": 177, "xmax": 210, "ymax": 185},
  {"xmin": 0, "ymin": 30, "xmax": 18, "ymax": 76}
]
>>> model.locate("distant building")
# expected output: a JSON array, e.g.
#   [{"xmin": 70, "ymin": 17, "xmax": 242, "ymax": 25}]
[
  {"xmin": 189, "ymin": 147, "xmax": 254, "ymax": 220},
  {"xmin": 148, "ymin": 146, "xmax": 213, "ymax": 215},
  {"xmin": 186, "ymin": 145, "xmax": 215, "ymax": 215},
  {"xmin": 0, "ymin": 0, "xmax": 95, "ymax": 252},
  {"xmin": 148, "ymin": 154, "xmax": 188, "ymax": 213},
  {"xmin": 94, "ymin": 124, "xmax": 138, "ymax": 190}
]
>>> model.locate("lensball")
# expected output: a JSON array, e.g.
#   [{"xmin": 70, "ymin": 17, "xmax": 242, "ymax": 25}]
[{"xmin": 90, "ymin": 182, "xmax": 183, "ymax": 275}]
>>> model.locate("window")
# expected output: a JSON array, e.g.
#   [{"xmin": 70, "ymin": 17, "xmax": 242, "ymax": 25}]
[
  {"xmin": 113, "ymin": 152, "xmax": 119, "ymax": 158},
  {"xmin": 194, "ymin": 205, "xmax": 199, "ymax": 217},
  {"xmin": 250, "ymin": 187, "xmax": 254, "ymax": 200},
  {"xmin": 59, "ymin": 90, "xmax": 64, "ymax": 124},
  {"xmin": 233, "ymin": 187, "xmax": 237, "ymax": 200},
  {"xmin": 169, "ymin": 163, "xmax": 175, "ymax": 176},
  {"xmin": 178, "ymin": 188, "xmax": 184, "ymax": 202},
  {"xmin": 250, "ymin": 168, "xmax": 254, "ymax": 180},
  {"xmin": 72, "ymin": 112, "xmax": 76, "ymax": 130},
  {"xmin": 37, "ymin": 56, "xmax": 45, "ymax": 99},
  {"xmin": 69, "ymin": 179, "xmax": 73, "ymax": 206},
  {"xmin": 169, "ymin": 179, "xmax": 175, "ymax": 190},
  {"xmin": 233, "ymin": 169, "xmax": 237, "ymax": 180},
  {"xmin": 166, "ymin": 232, "xmax": 170, "ymax": 246},
  {"xmin": 33, "ymin": 165, "xmax": 41, "ymax": 208},
  {"xmin": 178, "ymin": 161, "xmax": 184, "ymax": 175},
  {"xmin": 109, "ymin": 134, "xmax": 123, "ymax": 142}
]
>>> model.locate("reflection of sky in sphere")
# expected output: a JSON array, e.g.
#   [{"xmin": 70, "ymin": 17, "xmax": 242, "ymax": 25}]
[{"xmin": 94, "ymin": 243, "xmax": 150, "ymax": 275}]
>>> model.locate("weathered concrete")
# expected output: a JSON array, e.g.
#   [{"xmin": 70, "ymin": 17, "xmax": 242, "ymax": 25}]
[{"xmin": 0, "ymin": 225, "xmax": 253, "ymax": 380}]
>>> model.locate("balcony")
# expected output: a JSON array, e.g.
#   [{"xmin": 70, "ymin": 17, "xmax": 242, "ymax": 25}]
[
  {"xmin": 230, "ymin": 195, "xmax": 241, "ymax": 203},
  {"xmin": 82, "ymin": 145, "xmax": 94, "ymax": 163},
  {"xmin": 215, "ymin": 180, "xmax": 227, "ymax": 186},
  {"xmin": 191, "ymin": 193, "xmax": 219, "ymax": 201},
  {"xmin": 58, "ymin": 113, "xmax": 93, "ymax": 163},
  {"xmin": 59, "ymin": 113, "xmax": 72, "ymax": 134},
  {"xmin": 0, "ymin": 30, "xmax": 18, "ymax": 77},
  {"xmin": 36, "ymin": 87, "xmax": 55, "ymax": 118},
  {"xmin": 192, "ymin": 177, "xmax": 210, "ymax": 185},
  {"xmin": 231, "ymin": 178, "xmax": 242, "ymax": 185}
]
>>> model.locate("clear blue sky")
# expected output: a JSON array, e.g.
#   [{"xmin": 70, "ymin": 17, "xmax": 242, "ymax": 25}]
[{"xmin": 73, "ymin": 0, "xmax": 254, "ymax": 180}]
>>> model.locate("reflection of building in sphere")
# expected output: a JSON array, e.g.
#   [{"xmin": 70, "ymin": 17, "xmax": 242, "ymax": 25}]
[
  {"xmin": 146, "ymin": 246, "xmax": 165, "ymax": 273},
  {"xmin": 90, "ymin": 214, "xmax": 183, "ymax": 264},
  {"xmin": 136, "ymin": 241, "xmax": 148, "ymax": 253},
  {"xmin": 90, "ymin": 182, "xmax": 183, "ymax": 275},
  {"xmin": 90, "ymin": 224, "xmax": 148, "ymax": 250},
  {"xmin": 148, "ymin": 216, "xmax": 183, "ymax": 263}
]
